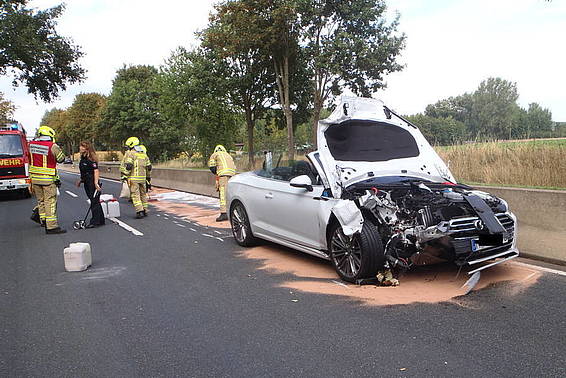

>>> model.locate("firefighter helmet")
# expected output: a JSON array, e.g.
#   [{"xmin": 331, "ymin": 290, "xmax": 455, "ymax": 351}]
[
  {"xmin": 125, "ymin": 136, "xmax": 140, "ymax": 148},
  {"xmin": 214, "ymin": 145, "xmax": 227, "ymax": 153},
  {"xmin": 37, "ymin": 125, "xmax": 56, "ymax": 139}
]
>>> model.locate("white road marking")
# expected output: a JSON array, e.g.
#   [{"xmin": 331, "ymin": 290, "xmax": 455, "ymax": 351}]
[
  {"xmin": 109, "ymin": 217, "xmax": 143, "ymax": 237},
  {"xmin": 190, "ymin": 228, "xmax": 197, "ymax": 232},
  {"xmin": 214, "ymin": 230, "xmax": 223, "ymax": 235},
  {"xmin": 176, "ymin": 224, "xmax": 186, "ymax": 228},
  {"xmin": 332, "ymin": 280, "xmax": 349, "ymax": 288},
  {"xmin": 215, "ymin": 237, "xmax": 224, "ymax": 242},
  {"xmin": 512, "ymin": 261, "xmax": 566, "ymax": 277},
  {"xmin": 65, "ymin": 190, "xmax": 78, "ymax": 198},
  {"xmin": 156, "ymin": 214, "xmax": 161, "ymax": 217},
  {"xmin": 202, "ymin": 234, "xmax": 215, "ymax": 239}
]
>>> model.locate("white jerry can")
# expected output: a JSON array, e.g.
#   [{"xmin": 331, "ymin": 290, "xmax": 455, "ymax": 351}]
[
  {"xmin": 107, "ymin": 200, "xmax": 120, "ymax": 218},
  {"xmin": 64, "ymin": 242, "xmax": 92, "ymax": 272},
  {"xmin": 100, "ymin": 201, "xmax": 109, "ymax": 218}
]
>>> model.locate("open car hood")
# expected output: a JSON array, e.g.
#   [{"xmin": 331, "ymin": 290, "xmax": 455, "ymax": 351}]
[{"xmin": 317, "ymin": 96, "xmax": 456, "ymax": 198}]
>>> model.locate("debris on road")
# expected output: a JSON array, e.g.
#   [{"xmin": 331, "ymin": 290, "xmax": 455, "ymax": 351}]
[{"xmin": 461, "ymin": 271, "xmax": 481, "ymax": 295}]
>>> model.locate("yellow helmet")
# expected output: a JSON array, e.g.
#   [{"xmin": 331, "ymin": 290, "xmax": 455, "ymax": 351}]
[
  {"xmin": 125, "ymin": 136, "xmax": 140, "ymax": 148},
  {"xmin": 214, "ymin": 145, "xmax": 227, "ymax": 153},
  {"xmin": 37, "ymin": 125, "xmax": 56, "ymax": 139},
  {"xmin": 134, "ymin": 145, "xmax": 147, "ymax": 154}
]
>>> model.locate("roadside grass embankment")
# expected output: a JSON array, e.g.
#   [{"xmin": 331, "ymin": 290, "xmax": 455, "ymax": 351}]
[{"xmin": 437, "ymin": 140, "xmax": 566, "ymax": 190}]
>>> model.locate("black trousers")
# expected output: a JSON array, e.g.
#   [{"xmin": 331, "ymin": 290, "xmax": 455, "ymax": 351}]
[{"xmin": 84, "ymin": 180, "xmax": 105, "ymax": 226}]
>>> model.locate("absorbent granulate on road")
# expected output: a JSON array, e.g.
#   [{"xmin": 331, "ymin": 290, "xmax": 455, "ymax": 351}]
[
  {"xmin": 149, "ymin": 187, "xmax": 230, "ymax": 229},
  {"xmin": 239, "ymin": 245, "xmax": 542, "ymax": 306}
]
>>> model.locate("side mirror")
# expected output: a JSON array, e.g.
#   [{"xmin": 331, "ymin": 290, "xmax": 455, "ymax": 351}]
[{"xmin": 290, "ymin": 175, "xmax": 313, "ymax": 192}]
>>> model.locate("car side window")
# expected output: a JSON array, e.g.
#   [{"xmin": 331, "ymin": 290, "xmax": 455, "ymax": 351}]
[{"xmin": 255, "ymin": 158, "xmax": 320, "ymax": 184}]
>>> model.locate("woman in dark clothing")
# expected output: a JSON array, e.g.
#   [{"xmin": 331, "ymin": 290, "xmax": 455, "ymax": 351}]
[{"xmin": 76, "ymin": 141, "xmax": 105, "ymax": 228}]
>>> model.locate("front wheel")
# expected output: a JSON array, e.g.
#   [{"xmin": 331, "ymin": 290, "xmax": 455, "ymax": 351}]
[
  {"xmin": 328, "ymin": 221, "xmax": 385, "ymax": 283},
  {"xmin": 230, "ymin": 202, "xmax": 257, "ymax": 247}
]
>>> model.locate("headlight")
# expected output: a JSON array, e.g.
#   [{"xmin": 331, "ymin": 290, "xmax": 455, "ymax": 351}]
[{"xmin": 18, "ymin": 179, "xmax": 27, "ymax": 185}]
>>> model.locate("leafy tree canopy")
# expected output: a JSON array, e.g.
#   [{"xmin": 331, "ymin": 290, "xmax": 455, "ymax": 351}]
[{"xmin": 0, "ymin": 0, "xmax": 85, "ymax": 102}]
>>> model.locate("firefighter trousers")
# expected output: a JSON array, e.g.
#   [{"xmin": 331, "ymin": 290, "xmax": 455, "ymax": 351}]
[
  {"xmin": 32, "ymin": 183, "xmax": 59, "ymax": 230},
  {"xmin": 218, "ymin": 176, "xmax": 230, "ymax": 213},
  {"xmin": 130, "ymin": 181, "xmax": 148, "ymax": 213}
]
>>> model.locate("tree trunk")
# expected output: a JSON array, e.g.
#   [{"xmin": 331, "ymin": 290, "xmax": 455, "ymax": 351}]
[
  {"xmin": 311, "ymin": 94, "xmax": 323, "ymax": 147},
  {"xmin": 244, "ymin": 107, "xmax": 255, "ymax": 170},
  {"xmin": 274, "ymin": 56, "xmax": 294, "ymax": 161}
]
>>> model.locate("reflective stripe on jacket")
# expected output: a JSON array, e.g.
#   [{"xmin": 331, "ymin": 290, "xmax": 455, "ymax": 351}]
[
  {"xmin": 122, "ymin": 151, "xmax": 151, "ymax": 183},
  {"xmin": 208, "ymin": 151, "xmax": 236, "ymax": 177}
]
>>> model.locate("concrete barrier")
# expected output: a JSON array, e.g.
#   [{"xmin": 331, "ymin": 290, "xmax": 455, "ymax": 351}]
[
  {"xmin": 59, "ymin": 164, "xmax": 565, "ymax": 265},
  {"xmin": 475, "ymin": 186, "xmax": 566, "ymax": 266}
]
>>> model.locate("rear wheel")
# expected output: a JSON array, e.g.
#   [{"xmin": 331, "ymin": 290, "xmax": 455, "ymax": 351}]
[
  {"xmin": 230, "ymin": 202, "xmax": 257, "ymax": 247},
  {"xmin": 328, "ymin": 221, "xmax": 384, "ymax": 283}
]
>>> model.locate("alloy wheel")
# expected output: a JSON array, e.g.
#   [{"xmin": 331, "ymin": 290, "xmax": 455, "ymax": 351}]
[{"xmin": 331, "ymin": 227, "xmax": 362, "ymax": 279}]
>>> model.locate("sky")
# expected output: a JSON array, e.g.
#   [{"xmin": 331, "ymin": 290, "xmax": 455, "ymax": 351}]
[{"xmin": 1, "ymin": 0, "xmax": 565, "ymax": 135}]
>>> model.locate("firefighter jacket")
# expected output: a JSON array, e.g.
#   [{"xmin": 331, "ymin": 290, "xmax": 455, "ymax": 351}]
[
  {"xmin": 121, "ymin": 149, "xmax": 152, "ymax": 183},
  {"xmin": 208, "ymin": 146, "xmax": 236, "ymax": 177},
  {"xmin": 29, "ymin": 137, "xmax": 65, "ymax": 185}
]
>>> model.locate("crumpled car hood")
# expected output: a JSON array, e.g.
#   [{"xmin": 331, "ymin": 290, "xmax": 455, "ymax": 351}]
[{"xmin": 317, "ymin": 96, "xmax": 456, "ymax": 198}]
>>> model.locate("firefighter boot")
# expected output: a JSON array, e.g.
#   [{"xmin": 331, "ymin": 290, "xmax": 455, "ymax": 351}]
[
  {"xmin": 136, "ymin": 211, "xmax": 144, "ymax": 219},
  {"xmin": 46, "ymin": 227, "xmax": 67, "ymax": 235},
  {"xmin": 216, "ymin": 213, "xmax": 228, "ymax": 222}
]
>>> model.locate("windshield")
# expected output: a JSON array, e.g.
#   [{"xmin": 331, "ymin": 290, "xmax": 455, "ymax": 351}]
[
  {"xmin": 0, "ymin": 134, "xmax": 24, "ymax": 157},
  {"xmin": 324, "ymin": 120, "xmax": 419, "ymax": 162}
]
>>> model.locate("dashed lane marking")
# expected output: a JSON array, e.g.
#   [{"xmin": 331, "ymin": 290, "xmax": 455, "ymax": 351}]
[
  {"xmin": 190, "ymin": 228, "xmax": 197, "ymax": 232},
  {"xmin": 176, "ymin": 224, "xmax": 187, "ymax": 228},
  {"xmin": 109, "ymin": 217, "xmax": 144, "ymax": 237},
  {"xmin": 65, "ymin": 190, "xmax": 78, "ymax": 198}
]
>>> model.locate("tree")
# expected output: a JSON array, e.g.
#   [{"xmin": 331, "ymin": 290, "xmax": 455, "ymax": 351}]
[
  {"xmin": 0, "ymin": 1, "xmax": 85, "ymax": 102},
  {"xmin": 202, "ymin": 4, "xmax": 276, "ymax": 167},
  {"xmin": 66, "ymin": 93, "xmax": 107, "ymax": 147},
  {"xmin": 425, "ymin": 94, "xmax": 474, "ymax": 127},
  {"xmin": 407, "ymin": 114, "xmax": 466, "ymax": 146},
  {"xmin": 157, "ymin": 48, "xmax": 239, "ymax": 162},
  {"xmin": 40, "ymin": 108, "xmax": 71, "ymax": 154},
  {"xmin": 470, "ymin": 77, "xmax": 519, "ymax": 140},
  {"xmin": 524, "ymin": 103, "xmax": 553, "ymax": 138},
  {"xmin": 298, "ymin": 0, "xmax": 405, "ymax": 143},
  {"xmin": 101, "ymin": 65, "xmax": 174, "ymax": 160},
  {"xmin": 0, "ymin": 92, "xmax": 15, "ymax": 123}
]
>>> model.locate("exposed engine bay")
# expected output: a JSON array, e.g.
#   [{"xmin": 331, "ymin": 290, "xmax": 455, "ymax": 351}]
[{"xmin": 343, "ymin": 178, "xmax": 517, "ymax": 272}]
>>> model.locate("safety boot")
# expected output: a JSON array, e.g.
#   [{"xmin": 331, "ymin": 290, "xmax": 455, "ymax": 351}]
[
  {"xmin": 143, "ymin": 210, "xmax": 148, "ymax": 217},
  {"xmin": 136, "ymin": 211, "xmax": 145, "ymax": 219},
  {"xmin": 216, "ymin": 213, "xmax": 228, "ymax": 222},
  {"xmin": 46, "ymin": 227, "xmax": 67, "ymax": 234}
]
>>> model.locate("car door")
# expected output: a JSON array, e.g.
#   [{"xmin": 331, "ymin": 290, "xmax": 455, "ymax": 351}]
[{"xmin": 262, "ymin": 162, "xmax": 327, "ymax": 249}]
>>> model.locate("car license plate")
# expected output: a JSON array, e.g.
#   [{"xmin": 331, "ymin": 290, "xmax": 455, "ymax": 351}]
[{"xmin": 471, "ymin": 238, "xmax": 488, "ymax": 252}]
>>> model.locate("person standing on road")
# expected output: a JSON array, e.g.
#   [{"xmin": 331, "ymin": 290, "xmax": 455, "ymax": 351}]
[
  {"xmin": 75, "ymin": 141, "xmax": 105, "ymax": 228},
  {"xmin": 208, "ymin": 145, "xmax": 236, "ymax": 222},
  {"xmin": 28, "ymin": 126, "xmax": 66, "ymax": 234},
  {"xmin": 121, "ymin": 137, "xmax": 152, "ymax": 219}
]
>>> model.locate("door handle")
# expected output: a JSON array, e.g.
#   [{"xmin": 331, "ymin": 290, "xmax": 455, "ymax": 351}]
[{"xmin": 265, "ymin": 193, "xmax": 274, "ymax": 199}]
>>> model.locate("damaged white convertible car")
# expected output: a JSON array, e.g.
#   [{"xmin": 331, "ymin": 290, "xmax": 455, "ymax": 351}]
[{"xmin": 227, "ymin": 96, "xmax": 519, "ymax": 283}]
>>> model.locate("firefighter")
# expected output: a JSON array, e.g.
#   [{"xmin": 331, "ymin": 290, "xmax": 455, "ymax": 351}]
[
  {"xmin": 208, "ymin": 145, "xmax": 236, "ymax": 222},
  {"xmin": 29, "ymin": 126, "xmax": 66, "ymax": 234},
  {"xmin": 121, "ymin": 137, "xmax": 152, "ymax": 219}
]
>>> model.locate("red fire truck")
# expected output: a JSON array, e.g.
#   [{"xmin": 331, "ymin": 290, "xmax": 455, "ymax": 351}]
[{"xmin": 0, "ymin": 122, "xmax": 31, "ymax": 197}]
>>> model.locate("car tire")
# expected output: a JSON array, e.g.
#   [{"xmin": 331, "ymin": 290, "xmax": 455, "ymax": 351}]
[
  {"xmin": 328, "ymin": 221, "xmax": 385, "ymax": 283},
  {"xmin": 230, "ymin": 201, "xmax": 258, "ymax": 247}
]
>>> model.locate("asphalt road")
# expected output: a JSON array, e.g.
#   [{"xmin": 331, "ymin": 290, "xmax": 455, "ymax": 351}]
[{"xmin": 1, "ymin": 171, "xmax": 565, "ymax": 377}]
